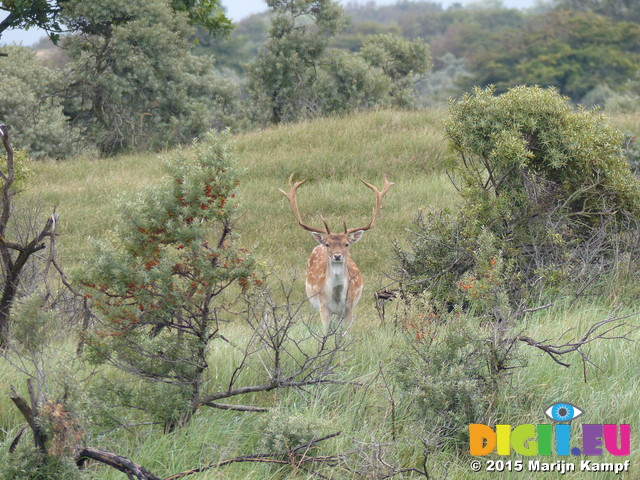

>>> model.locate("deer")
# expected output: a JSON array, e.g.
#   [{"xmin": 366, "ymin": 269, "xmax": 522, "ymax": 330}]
[{"xmin": 279, "ymin": 174, "xmax": 394, "ymax": 328}]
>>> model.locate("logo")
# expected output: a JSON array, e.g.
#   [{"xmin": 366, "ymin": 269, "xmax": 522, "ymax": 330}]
[{"xmin": 469, "ymin": 402, "xmax": 630, "ymax": 457}]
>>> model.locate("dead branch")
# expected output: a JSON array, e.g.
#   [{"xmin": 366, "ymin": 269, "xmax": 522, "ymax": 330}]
[
  {"xmin": 9, "ymin": 381, "xmax": 47, "ymax": 454},
  {"xmin": 164, "ymin": 431, "xmax": 343, "ymax": 480},
  {"xmin": 518, "ymin": 310, "xmax": 639, "ymax": 368},
  {"xmin": 0, "ymin": 124, "xmax": 59, "ymax": 347},
  {"xmin": 76, "ymin": 447, "xmax": 162, "ymax": 480}
]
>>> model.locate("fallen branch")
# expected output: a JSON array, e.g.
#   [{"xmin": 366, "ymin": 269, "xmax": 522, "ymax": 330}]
[
  {"xmin": 164, "ymin": 431, "xmax": 343, "ymax": 480},
  {"xmin": 76, "ymin": 447, "xmax": 162, "ymax": 480},
  {"xmin": 518, "ymin": 310, "xmax": 639, "ymax": 368}
]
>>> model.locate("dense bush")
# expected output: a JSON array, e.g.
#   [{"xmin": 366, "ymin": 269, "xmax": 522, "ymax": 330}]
[
  {"xmin": 248, "ymin": 0, "xmax": 431, "ymax": 123},
  {"xmin": 0, "ymin": 443, "xmax": 83, "ymax": 480},
  {"xmin": 81, "ymin": 132, "xmax": 255, "ymax": 428},
  {"xmin": 0, "ymin": 47, "xmax": 85, "ymax": 159},
  {"xmin": 393, "ymin": 303, "xmax": 497, "ymax": 449},
  {"xmin": 396, "ymin": 86, "xmax": 640, "ymax": 310},
  {"xmin": 61, "ymin": 0, "xmax": 240, "ymax": 155}
]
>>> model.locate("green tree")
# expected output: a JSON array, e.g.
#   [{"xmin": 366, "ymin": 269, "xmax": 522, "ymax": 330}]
[
  {"xmin": 396, "ymin": 86, "xmax": 640, "ymax": 307},
  {"xmin": 82, "ymin": 133, "xmax": 349, "ymax": 432},
  {"xmin": 0, "ymin": 0, "xmax": 230, "ymax": 42},
  {"xmin": 315, "ymin": 49, "xmax": 392, "ymax": 114},
  {"xmin": 467, "ymin": 10, "xmax": 640, "ymax": 101},
  {"xmin": 247, "ymin": 0, "xmax": 345, "ymax": 123},
  {"xmin": 0, "ymin": 46, "xmax": 84, "ymax": 158},
  {"xmin": 359, "ymin": 33, "xmax": 431, "ymax": 107},
  {"xmin": 0, "ymin": 0, "xmax": 63, "ymax": 42},
  {"xmin": 552, "ymin": 0, "xmax": 640, "ymax": 23},
  {"xmin": 82, "ymin": 133, "xmax": 256, "ymax": 429},
  {"xmin": 61, "ymin": 0, "xmax": 238, "ymax": 154},
  {"xmin": 170, "ymin": 0, "xmax": 232, "ymax": 34}
]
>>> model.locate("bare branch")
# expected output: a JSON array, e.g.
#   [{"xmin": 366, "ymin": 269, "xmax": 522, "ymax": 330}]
[
  {"xmin": 163, "ymin": 432, "xmax": 343, "ymax": 480},
  {"xmin": 518, "ymin": 310, "xmax": 639, "ymax": 368},
  {"xmin": 76, "ymin": 447, "xmax": 162, "ymax": 480}
]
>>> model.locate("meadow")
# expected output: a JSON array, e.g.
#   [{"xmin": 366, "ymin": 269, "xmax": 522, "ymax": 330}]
[{"xmin": 2, "ymin": 108, "xmax": 640, "ymax": 479}]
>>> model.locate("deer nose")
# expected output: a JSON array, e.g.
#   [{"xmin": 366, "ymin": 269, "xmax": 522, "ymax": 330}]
[{"xmin": 332, "ymin": 253, "xmax": 343, "ymax": 262}]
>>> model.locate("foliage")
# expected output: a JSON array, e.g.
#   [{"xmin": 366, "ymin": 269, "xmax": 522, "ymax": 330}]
[
  {"xmin": 0, "ymin": 443, "xmax": 83, "ymax": 480},
  {"xmin": 552, "ymin": 0, "xmax": 640, "ymax": 23},
  {"xmin": 0, "ymin": 46, "xmax": 85, "ymax": 159},
  {"xmin": 416, "ymin": 53, "xmax": 472, "ymax": 107},
  {"xmin": 605, "ymin": 75, "xmax": 640, "ymax": 114},
  {"xmin": 259, "ymin": 408, "xmax": 325, "ymax": 453},
  {"xmin": 397, "ymin": 86, "xmax": 640, "ymax": 309},
  {"xmin": 393, "ymin": 302, "xmax": 498, "ymax": 449},
  {"xmin": 193, "ymin": 15, "xmax": 268, "ymax": 74},
  {"xmin": 315, "ymin": 49, "xmax": 391, "ymax": 115},
  {"xmin": 61, "ymin": 0, "xmax": 237, "ymax": 154},
  {"xmin": 248, "ymin": 1, "xmax": 431, "ymax": 124},
  {"xmin": 359, "ymin": 33, "xmax": 431, "ymax": 107},
  {"xmin": 464, "ymin": 10, "xmax": 640, "ymax": 101},
  {"xmin": 623, "ymin": 133, "xmax": 640, "ymax": 175},
  {"xmin": 170, "ymin": 0, "xmax": 232, "ymax": 34},
  {"xmin": 82, "ymin": 132, "xmax": 255, "ymax": 427},
  {"xmin": 247, "ymin": 0, "xmax": 346, "ymax": 124},
  {"xmin": 1, "ymin": 108, "xmax": 640, "ymax": 479},
  {"xmin": 0, "ymin": 0, "xmax": 63, "ymax": 42}
]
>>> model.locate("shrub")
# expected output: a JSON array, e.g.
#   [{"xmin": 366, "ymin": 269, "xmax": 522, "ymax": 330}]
[
  {"xmin": 0, "ymin": 46, "xmax": 85, "ymax": 159},
  {"xmin": 396, "ymin": 86, "xmax": 640, "ymax": 308},
  {"xmin": 0, "ymin": 443, "xmax": 83, "ymax": 480},
  {"xmin": 393, "ymin": 302, "xmax": 498, "ymax": 449},
  {"xmin": 259, "ymin": 409, "xmax": 325, "ymax": 453},
  {"xmin": 61, "ymin": 0, "xmax": 241, "ymax": 155}
]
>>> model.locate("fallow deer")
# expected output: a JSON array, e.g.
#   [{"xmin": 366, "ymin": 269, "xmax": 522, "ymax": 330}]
[{"xmin": 279, "ymin": 175, "xmax": 394, "ymax": 327}]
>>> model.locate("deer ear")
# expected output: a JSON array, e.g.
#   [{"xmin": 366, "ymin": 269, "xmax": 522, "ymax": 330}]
[
  {"xmin": 349, "ymin": 230, "xmax": 365, "ymax": 244},
  {"xmin": 311, "ymin": 232, "xmax": 326, "ymax": 244}
]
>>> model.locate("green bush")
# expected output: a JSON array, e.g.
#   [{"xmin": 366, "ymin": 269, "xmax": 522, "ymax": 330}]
[
  {"xmin": 393, "ymin": 304, "xmax": 497, "ymax": 449},
  {"xmin": 0, "ymin": 47, "xmax": 85, "ymax": 159},
  {"xmin": 396, "ymin": 86, "xmax": 640, "ymax": 309},
  {"xmin": 61, "ymin": 0, "xmax": 242, "ymax": 155},
  {"xmin": 259, "ymin": 409, "xmax": 325, "ymax": 453},
  {"xmin": 0, "ymin": 443, "xmax": 83, "ymax": 480}
]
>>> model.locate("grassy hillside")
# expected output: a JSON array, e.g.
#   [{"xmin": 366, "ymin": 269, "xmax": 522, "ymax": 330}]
[
  {"xmin": 25, "ymin": 109, "xmax": 456, "ymax": 309},
  {"xmin": 3, "ymin": 108, "xmax": 640, "ymax": 479}
]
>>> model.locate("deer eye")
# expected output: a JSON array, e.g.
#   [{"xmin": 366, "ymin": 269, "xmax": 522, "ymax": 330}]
[
  {"xmin": 345, "ymin": 243, "xmax": 350, "ymax": 247},
  {"xmin": 324, "ymin": 243, "xmax": 330, "ymax": 247}
]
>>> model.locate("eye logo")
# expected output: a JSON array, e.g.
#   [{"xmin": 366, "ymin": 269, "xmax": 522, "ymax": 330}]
[{"xmin": 545, "ymin": 402, "xmax": 583, "ymax": 422}]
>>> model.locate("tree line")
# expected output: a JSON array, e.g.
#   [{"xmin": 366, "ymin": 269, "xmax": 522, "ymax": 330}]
[{"xmin": 2, "ymin": 0, "xmax": 638, "ymax": 160}]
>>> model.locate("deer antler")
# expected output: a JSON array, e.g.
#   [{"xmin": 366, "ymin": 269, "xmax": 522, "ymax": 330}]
[
  {"xmin": 346, "ymin": 175, "xmax": 394, "ymax": 234},
  {"xmin": 279, "ymin": 174, "xmax": 329, "ymax": 234}
]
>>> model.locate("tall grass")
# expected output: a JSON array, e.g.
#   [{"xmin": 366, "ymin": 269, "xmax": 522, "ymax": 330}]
[{"xmin": 2, "ymin": 108, "xmax": 639, "ymax": 479}]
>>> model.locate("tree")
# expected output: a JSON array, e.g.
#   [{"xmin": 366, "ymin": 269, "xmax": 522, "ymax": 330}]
[
  {"xmin": 82, "ymin": 133, "xmax": 350, "ymax": 432},
  {"xmin": 396, "ymin": 86, "xmax": 640, "ymax": 308},
  {"xmin": 248, "ymin": 1, "xmax": 431, "ymax": 123},
  {"xmin": 0, "ymin": 0, "xmax": 231, "ymax": 43},
  {"xmin": 0, "ymin": 0, "xmax": 63, "ymax": 43},
  {"xmin": 0, "ymin": 46, "xmax": 84, "ymax": 159},
  {"xmin": 247, "ymin": 0, "xmax": 346, "ymax": 123},
  {"xmin": 466, "ymin": 10, "xmax": 640, "ymax": 101},
  {"xmin": 552, "ymin": 0, "xmax": 640, "ymax": 23},
  {"xmin": 0, "ymin": 125, "xmax": 57, "ymax": 348},
  {"xmin": 170, "ymin": 0, "xmax": 232, "ymax": 35},
  {"xmin": 61, "ymin": 0, "xmax": 237, "ymax": 154},
  {"xmin": 359, "ymin": 33, "xmax": 431, "ymax": 107}
]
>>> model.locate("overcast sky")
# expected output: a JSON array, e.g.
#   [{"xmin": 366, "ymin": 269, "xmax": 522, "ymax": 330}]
[{"xmin": 1, "ymin": 0, "xmax": 536, "ymax": 46}]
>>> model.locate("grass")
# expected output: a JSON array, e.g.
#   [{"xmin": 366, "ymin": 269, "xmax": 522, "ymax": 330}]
[{"xmin": 2, "ymin": 108, "xmax": 640, "ymax": 479}]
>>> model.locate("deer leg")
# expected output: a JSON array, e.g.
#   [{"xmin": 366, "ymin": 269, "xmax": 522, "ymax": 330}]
[{"xmin": 318, "ymin": 305, "xmax": 331, "ymax": 329}]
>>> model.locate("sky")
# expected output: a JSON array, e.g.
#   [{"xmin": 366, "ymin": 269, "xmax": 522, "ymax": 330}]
[{"xmin": 1, "ymin": 0, "xmax": 536, "ymax": 46}]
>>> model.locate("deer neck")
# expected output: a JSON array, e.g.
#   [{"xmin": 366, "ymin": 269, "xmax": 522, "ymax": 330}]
[
  {"xmin": 324, "ymin": 254, "xmax": 350, "ymax": 314},
  {"xmin": 326, "ymin": 255, "xmax": 348, "ymax": 286}
]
